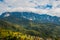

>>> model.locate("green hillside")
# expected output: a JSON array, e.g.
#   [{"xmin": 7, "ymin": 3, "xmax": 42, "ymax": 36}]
[
  {"xmin": 0, "ymin": 19, "xmax": 60, "ymax": 40},
  {"xmin": 0, "ymin": 28, "xmax": 43, "ymax": 40},
  {"xmin": 0, "ymin": 20, "xmax": 41, "ymax": 40}
]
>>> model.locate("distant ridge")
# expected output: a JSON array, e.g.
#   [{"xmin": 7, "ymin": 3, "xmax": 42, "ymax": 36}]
[{"xmin": 0, "ymin": 12, "xmax": 60, "ymax": 25}]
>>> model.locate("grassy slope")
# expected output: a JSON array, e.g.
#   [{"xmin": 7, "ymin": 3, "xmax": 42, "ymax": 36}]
[{"xmin": 0, "ymin": 19, "xmax": 60, "ymax": 40}]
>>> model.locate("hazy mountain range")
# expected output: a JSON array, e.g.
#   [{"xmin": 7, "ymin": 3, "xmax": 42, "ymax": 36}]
[{"xmin": 0, "ymin": 12, "xmax": 60, "ymax": 25}]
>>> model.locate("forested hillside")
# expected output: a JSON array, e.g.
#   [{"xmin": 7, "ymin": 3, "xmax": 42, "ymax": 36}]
[
  {"xmin": 0, "ymin": 12, "xmax": 60, "ymax": 40},
  {"xmin": 0, "ymin": 19, "xmax": 60, "ymax": 40}
]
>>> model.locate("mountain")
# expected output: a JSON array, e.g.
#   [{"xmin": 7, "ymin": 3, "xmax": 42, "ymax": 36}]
[
  {"xmin": 0, "ymin": 12, "xmax": 60, "ymax": 25},
  {"xmin": 0, "ymin": 12, "xmax": 60, "ymax": 40}
]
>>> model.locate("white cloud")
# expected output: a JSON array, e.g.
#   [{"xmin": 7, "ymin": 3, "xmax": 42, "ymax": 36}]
[
  {"xmin": 0, "ymin": 0, "xmax": 60, "ymax": 17},
  {"xmin": 0, "ymin": 2, "xmax": 10, "ymax": 15},
  {"xmin": 7, "ymin": 7, "xmax": 49, "ymax": 14}
]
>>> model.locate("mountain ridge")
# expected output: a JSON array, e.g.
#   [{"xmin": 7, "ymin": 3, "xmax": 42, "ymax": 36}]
[
  {"xmin": 0, "ymin": 12, "xmax": 60, "ymax": 25},
  {"xmin": 0, "ymin": 12, "xmax": 60, "ymax": 40}
]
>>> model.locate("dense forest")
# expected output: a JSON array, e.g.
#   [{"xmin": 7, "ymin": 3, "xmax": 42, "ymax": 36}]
[
  {"xmin": 0, "ymin": 12, "xmax": 60, "ymax": 40},
  {"xmin": 0, "ymin": 19, "xmax": 60, "ymax": 40}
]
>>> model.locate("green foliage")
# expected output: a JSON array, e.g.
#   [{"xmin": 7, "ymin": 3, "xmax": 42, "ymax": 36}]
[
  {"xmin": 0, "ymin": 20, "xmax": 60, "ymax": 40},
  {"xmin": 0, "ymin": 28, "xmax": 42, "ymax": 40}
]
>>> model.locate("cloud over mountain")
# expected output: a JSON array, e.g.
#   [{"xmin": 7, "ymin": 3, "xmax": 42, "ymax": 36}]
[{"xmin": 0, "ymin": 0, "xmax": 60, "ymax": 16}]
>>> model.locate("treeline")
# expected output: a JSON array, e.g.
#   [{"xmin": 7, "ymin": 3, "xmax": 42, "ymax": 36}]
[
  {"xmin": 0, "ymin": 28, "xmax": 43, "ymax": 40},
  {"xmin": 0, "ymin": 20, "xmax": 60, "ymax": 40},
  {"xmin": 0, "ymin": 28, "xmax": 60, "ymax": 40}
]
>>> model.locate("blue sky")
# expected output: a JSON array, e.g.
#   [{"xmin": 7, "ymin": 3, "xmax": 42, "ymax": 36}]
[
  {"xmin": 0, "ymin": 0, "xmax": 4, "ymax": 2},
  {"xmin": 0, "ymin": 0, "xmax": 60, "ymax": 16}
]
